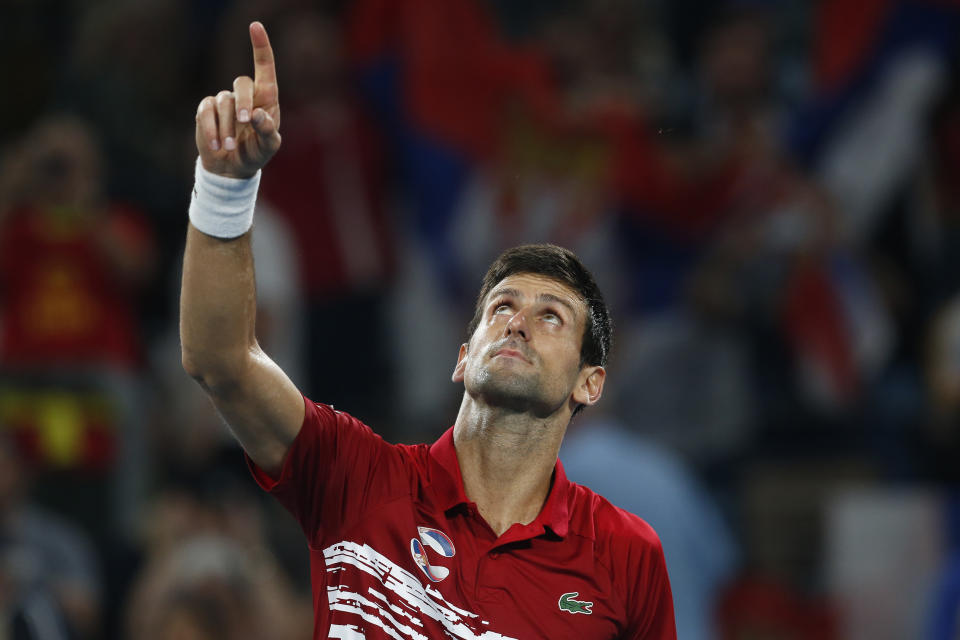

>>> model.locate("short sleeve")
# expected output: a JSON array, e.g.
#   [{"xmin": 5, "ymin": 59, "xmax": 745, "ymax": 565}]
[
  {"xmin": 245, "ymin": 394, "xmax": 409, "ymax": 547},
  {"xmin": 625, "ymin": 535, "xmax": 676, "ymax": 640}
]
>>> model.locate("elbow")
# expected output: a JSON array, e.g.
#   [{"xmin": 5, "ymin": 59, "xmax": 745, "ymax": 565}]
[
  {"xmin": 181, "ymin": 348, "xmax": 247, "ymax": 395},
  {"xmin": 181, "ymin": 349, "xmax": 209, "ymax": 387}
]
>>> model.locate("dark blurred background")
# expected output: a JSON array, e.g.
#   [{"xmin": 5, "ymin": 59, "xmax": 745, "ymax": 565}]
[{"xmin": 1, "ymin": 0, "xmax": 960, "ymax": 638}]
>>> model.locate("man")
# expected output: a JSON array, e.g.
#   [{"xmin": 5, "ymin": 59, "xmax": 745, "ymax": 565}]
[{"xmin": 180, "ymin": 21, "xmax": 675, "ymax": 639}]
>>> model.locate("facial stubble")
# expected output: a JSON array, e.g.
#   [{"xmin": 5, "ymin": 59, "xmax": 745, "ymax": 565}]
[{"xmin": 467, "ymin": 347, "xmax": 570, "ymax": 418}]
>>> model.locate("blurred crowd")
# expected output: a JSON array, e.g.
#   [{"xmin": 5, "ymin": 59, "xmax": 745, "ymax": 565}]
[{"xmin": 1, "ymin": 0, "xmax": 960, "ymax": 638}]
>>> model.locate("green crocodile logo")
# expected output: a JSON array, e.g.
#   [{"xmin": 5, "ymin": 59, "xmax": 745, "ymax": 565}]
[{"xmin": 558, "ymin": 592, "xmax": 593, "ymax": 615}]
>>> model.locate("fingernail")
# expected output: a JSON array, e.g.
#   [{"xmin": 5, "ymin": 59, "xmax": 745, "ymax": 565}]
[
  {"xmin": 224, "ymin": 136, "xmax": 236, "ymax": 151},
  {"xmin": 238, "ymin": 109, "xmax": 250, "ymax": 123},
  {"xmin": 210, "ymin": 139, "xmax": 220, "ymax": 151}
]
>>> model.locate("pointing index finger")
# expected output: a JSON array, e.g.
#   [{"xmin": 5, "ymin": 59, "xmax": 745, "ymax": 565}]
[{"xmin": 249, "ymin": 21, "xmax": 277, "ymax": 89}]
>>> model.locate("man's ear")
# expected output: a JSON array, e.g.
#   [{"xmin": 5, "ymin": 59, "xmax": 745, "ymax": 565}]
[
  {"xmin": 452, "ymin": 343, "xmax": 469, "ymax": 382},
  {"xmin": 572, "ymin": 365, "xmax": 605, "ymax": 407}
]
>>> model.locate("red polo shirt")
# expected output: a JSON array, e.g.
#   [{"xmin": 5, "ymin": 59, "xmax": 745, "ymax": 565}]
[{"xmin": 248, "ymin": 396, "xmax": 676, "ymax": 639}]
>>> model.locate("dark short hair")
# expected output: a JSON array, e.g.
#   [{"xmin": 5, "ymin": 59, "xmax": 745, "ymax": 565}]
[{"xmin": 466, "ymin": 244, "xmax": 612, "ymax": 369}]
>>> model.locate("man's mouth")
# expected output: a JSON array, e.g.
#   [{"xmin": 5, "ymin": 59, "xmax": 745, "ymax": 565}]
[{"xmin": 493, "ymin": 348, "xmax": 530, "ymax": 363}]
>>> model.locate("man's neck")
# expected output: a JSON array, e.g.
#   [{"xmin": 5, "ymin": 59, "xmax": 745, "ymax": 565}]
[{"xmin": 452, "ymin": 395, "xmax": 568, "ymax": 537}]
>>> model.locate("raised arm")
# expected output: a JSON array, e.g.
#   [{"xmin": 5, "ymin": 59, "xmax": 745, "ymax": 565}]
[{"xmin": 180, "ymin": 22, "xmax": 302, "ymax": 476}]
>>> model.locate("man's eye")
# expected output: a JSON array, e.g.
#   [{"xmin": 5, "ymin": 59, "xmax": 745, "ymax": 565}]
[
  {"xmin": 543, "ymin": 313, "xmax": 561, "ymax": 325},
  {"xmin": 493, "ymin": 304, "xmax": 511, "ymax": 315}
]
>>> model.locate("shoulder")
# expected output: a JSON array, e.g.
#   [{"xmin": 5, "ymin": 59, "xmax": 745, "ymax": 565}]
[
  {"xmin": 304, "ymin": 400, "xmax": 423, "ymax": 461},
  {"xmin": 308, "ymin": 401, "xmax": 440, "ymax": 488},
  {"xmin": 393, "ymin": 439, "xmax": 432, "ymax": 471},
  {"xmin": 569, "ymin": 482, "xmax": 665, "ymax": 562}
]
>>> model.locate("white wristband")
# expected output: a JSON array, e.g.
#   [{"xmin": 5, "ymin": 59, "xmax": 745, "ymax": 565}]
[{"xmin": 188, "ymin": 157, "xmax": 261, "ymax": 238}]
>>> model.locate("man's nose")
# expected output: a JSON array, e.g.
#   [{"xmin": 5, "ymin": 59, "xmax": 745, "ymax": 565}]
[{"xmin": 504, "ymin": 309, "xmax": 529, "ymax": 340}]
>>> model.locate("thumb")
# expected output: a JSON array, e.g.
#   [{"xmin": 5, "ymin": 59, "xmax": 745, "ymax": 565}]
[{"xmin": 250, "ymin": 108, "xmax": 281, "ymax": 153}]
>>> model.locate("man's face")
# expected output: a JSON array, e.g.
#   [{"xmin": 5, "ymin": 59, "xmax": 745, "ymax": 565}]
[{"xmin": 453, "ymin": 273, "xmax": 604, "ymax": 418}]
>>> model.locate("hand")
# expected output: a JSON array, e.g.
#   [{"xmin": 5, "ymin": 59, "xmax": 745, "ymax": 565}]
[{"xmin": 195, "ymin": 21, "xmax": 281, "ymax": 178}]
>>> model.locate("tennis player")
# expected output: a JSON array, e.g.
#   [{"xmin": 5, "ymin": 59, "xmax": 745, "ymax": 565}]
[{"xmin": 180, "ymin": 21, "xmax": 676, "ymax": 639}]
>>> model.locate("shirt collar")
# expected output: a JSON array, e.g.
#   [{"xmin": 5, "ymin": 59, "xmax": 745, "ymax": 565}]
[{"xmin": 428, "ymin": 426, "xmax": 572, "ymax": 540}]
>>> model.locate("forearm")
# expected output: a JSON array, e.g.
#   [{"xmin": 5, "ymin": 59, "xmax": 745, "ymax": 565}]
[{"xmin": 180, "ymin": 223, "xmax": 258, "ymax": 386}]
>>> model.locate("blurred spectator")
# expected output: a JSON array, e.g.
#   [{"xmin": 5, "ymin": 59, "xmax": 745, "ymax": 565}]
[
  {"xmin": 125, "ymin": 479, "xmax": 311, "ymax": 640},
  {"xmin": 0, "ymin": 115, "xmax": 155, "ymax": 372},
  {"xmin": 125, "ymin": 535, "xmax": 305, "ymax": 640},
  {"xmin": 0, "ymin": 435, "xmax": 102, "ymax": 638},
  {"xmin": 0, "ymin": 115, "xmax": 156, "ymax": 541}
]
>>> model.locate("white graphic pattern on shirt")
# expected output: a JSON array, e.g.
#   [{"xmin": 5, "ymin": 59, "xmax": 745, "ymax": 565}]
[{"xmin": 323, "ymin": 541, "xmax": 517, "ymax": 639}]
